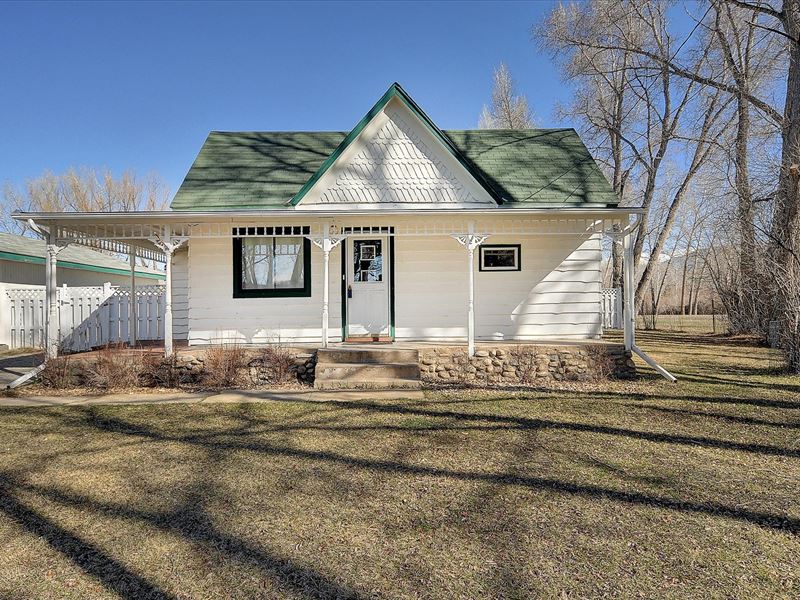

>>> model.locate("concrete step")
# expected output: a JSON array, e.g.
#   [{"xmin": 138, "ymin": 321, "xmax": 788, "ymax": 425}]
[
  {"xmin": 314, "ymin": 378, "xmax": 422, "ymax": 391},
  {"xmin": 315, "ymin": 362, "xmax": 420, "ymax": 381},
  {"xmin": 317, "ymin": 348, "xmax": 419, "ymax": 365}
]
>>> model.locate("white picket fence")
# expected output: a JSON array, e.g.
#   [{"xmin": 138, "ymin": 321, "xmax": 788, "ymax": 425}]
[
  {"xmin": 2, "ymin": 283, "xmax": 165, "ymax": 352},
  {"xmin": 601, "ymin": 287, "xmax": 623, "ymax": 329}
]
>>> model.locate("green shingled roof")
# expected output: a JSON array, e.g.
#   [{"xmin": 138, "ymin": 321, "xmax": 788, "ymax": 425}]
[{"xmin": 171, "ymin": 127, "xmax": 618, "ymax": 210}]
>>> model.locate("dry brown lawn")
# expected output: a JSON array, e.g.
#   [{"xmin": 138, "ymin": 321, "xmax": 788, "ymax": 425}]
[{"xmin": 0, "ymin": 331, "xmax": 798, "ymax": 599}]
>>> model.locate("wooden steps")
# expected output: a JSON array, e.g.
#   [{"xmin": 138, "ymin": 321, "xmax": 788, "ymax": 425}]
[{"xmin": 314, "ymin": 348, "xmax": 421, "ymax": 390}]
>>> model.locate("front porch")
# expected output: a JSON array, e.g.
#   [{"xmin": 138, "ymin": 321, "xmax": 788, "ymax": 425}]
[
  {"xmin": 57, "ymin": 336, "xmax": 635, "ymax": 391},
  {"xmin": 14, "ymin": 208, "xmax": 644, "ymax": 353}
]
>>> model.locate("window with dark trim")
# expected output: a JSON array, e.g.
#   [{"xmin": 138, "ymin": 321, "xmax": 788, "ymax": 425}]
[
  {"xmin": 479, "ymin": 244, "xmax": 521, "ymax": 272},
  {"xmin": 233, "ymin": 236, "xmax": 311, "ymax": 298}
]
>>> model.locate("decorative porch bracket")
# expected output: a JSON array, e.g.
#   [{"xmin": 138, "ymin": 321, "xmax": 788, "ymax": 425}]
[
  {"xmin": 309, "ymin": 231, "xmax": 347, "ymax": 348},
  {"xmin": 451, "ymin": 230, "xmax": 489, "ymax": 356},
  {"xmin": 149, "ymin": 230, "xmax": 188, "ymax": 356}
]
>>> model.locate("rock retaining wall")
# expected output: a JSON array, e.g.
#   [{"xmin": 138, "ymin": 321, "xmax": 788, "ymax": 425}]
[
  {"xmin": 418, "ymin": 344, "xmax": 635, "ymax": 384},
  {"xmin": 173, "ymin": 350, "xmax": 318, "ymax": 386}
]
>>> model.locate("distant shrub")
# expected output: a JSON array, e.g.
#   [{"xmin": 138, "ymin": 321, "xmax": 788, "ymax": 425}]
[
  {"xmin": 82, "ymin": 345, "xmax": 143, "ymax": 390},
  {"xmin": 202, "ymin": 345, "xmax": 248, "ymax": 388},
  {"xmin": 39, "ymin": 355, "xmax": 78, "ymax": 389},
  {"xmin": 249, "ymin": 345, "xmax": 296, "ymax": 385}
]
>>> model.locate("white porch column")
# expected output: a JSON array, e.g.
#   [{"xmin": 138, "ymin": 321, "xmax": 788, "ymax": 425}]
[
  {"xmin": 164, "ymin": 248, "xmax": 174, "ymax": 355},
  {"xmin": 310, "ymin": 227, "xmax": 346, "ymax": 348},
  {"xmin": 43, "ymin": 226, "xmax": 70, "ymax": 359},
  {"xmin": 45, "ymin": 230, "xmax": 59, "ymax": 359},
  {"xmin": 150, "ymin": 227, "xmax": 187, "ymax": 357},
  {"xmin": 452, "ymin": 223, "xmax": 488, "ymax": 357},
  {"xmin": 129, "ymin": 249, "xmax": 137, "ymax": 347},
  {"xmin": 622, "ymin": 231, "xmax": 635, "ymax": 351}
]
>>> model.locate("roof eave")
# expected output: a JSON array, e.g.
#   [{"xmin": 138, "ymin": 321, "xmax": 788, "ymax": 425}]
[{"xmin": 13, "ymin": 206, "xmax": 644, "ymax": 224}]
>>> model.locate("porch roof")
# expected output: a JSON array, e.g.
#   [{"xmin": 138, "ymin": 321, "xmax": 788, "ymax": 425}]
[{"xmin": 13, "ymin": 207, "xmax": 644, "ymax": 247}]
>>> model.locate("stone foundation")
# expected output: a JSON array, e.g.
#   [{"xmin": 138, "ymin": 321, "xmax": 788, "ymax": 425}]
[
  {"xmin": 418, "ymin": 344, "xmax": 635, "ymax": 385},
  {"xmin": 174, "ymin": 349, "xmax": 318, "ymax": 386},
  {"xmin": 57, "ymin": 342, "xmax": 634, "ymax": 390}
]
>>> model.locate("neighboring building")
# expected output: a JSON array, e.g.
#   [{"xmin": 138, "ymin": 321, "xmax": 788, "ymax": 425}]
[
  {"xmin": 0, "ymin": 232, "xmax": 165, "ymax": 286},
  {"xmin": 15, "ymin": 83, "xmax": 643, "ymax": 357}
]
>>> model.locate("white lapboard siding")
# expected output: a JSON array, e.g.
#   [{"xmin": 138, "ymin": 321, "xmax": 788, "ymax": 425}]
[
  {"xmin": 187, "ymin": 237, "xmax": 342, "ymax": 345},
  {"xmin": 171, "ymin": 247, "xmax": 189, "ymax": 340},
  {"xmin": 393, "ymin": 233, "xmax": 602, "ymax": 341},
  {"xmin": 184, "ymin": 220, "xmax": 601, "ymax": 345}
]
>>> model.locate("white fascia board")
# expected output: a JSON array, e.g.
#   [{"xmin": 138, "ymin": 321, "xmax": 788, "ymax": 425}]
[{"xmin": 13, "ymin": 207, "xmax": 645, "ymax": 224}]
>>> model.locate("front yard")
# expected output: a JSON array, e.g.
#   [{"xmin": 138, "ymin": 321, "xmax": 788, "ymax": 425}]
[{"xmin": 0, "ymin": 331, "xmax": 798, "ymax": 598}]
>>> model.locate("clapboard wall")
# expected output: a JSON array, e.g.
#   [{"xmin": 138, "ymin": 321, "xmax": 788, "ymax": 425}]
[{"xmin": 182, "ymin": 221, "xmax": 601, "ymax": 345}]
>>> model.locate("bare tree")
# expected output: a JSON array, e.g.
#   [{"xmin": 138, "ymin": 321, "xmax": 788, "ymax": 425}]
[
  {"xmin": 538, "ymin": 2, "xmax": 638, "ymax": 288},
  {"xmin": 479, "ymin": 62, "xmax": 535, "ymax": 129},
  {"xmin": 539, "ymin": 0, "xmax": 722, "ymax": 309},
  {"xmin": 2, "ymin": 168, "xmax": 169, "ymax": 233}
]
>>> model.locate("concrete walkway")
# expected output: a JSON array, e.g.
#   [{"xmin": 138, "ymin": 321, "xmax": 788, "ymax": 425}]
[{"xmin": 0, "ymin": 387, "xmax": 425, "ymax": 407}]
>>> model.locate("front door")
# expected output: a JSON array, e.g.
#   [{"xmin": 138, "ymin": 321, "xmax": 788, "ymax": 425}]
[{"xmin": 346, "ymin": 236, "xmax": 390, "ymax": 339}]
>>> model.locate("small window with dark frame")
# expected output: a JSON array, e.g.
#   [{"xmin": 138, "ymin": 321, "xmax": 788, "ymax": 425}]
[
  {"xmin": 233, "ymin": 236, "xmax": 311, "ymax": 298},
  {"xmin": 479, "ymin": 244, "xmax": 520, "ymax": 272}
]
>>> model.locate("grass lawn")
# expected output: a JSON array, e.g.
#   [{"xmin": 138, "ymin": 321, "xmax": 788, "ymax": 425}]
[{"xmin": 0, "ymin": 331, "xmax": 798, "ymax": 599}]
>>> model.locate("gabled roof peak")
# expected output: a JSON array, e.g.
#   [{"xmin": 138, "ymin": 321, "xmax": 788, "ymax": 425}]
[{"xmin": 288, "ymin": 82, "xmax": 503, "ymax": 206}]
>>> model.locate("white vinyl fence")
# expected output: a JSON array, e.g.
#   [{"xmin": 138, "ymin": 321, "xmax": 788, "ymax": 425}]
[
  {"xmin": 601, "ymin": 287, "xmax": 622, "ymax": 330},
  {"xmin": 1, "ymin": 283, "xmax": 165, "ymax": 352}
]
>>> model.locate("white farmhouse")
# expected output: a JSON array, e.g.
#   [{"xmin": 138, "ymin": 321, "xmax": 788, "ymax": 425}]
[{"xmin": 16, "ymin": 83, "xmax": 648, "ymax": 380}]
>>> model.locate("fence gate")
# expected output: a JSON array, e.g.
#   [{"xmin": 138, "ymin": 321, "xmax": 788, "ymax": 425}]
[
  {"xmin": 601, "ymin": 287, "xmax": 622, "ymax": 330},
  {"xmin": 3, "ymin": 284, "xmax": 165, "ymax": 352}
]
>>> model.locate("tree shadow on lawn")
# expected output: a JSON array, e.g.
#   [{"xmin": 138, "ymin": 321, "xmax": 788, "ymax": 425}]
[
  {"xmin": 620, "ymin": 402, "xmax": 800, "ymax": 429},
  {"xmin": 3, "ymin": 399, "xmax": 799, "ymax": 599},
  {"xmin": 0, "ymin": 450, "xmax": 369, "ymax": 600},
  {"xmin": 63, "ymin": 406, "xmax": 800, "ymax": 534}
]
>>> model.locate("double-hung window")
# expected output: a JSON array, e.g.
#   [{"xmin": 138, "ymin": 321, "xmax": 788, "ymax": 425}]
[{"xmin": 233, "ymin": 236, "xmax": 311, "ymax": 297}]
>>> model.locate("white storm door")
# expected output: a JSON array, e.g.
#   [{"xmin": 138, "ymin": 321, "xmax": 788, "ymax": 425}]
[{"xmin": 347, "ymin": 236, "xmax": 390, "ymax": 337}]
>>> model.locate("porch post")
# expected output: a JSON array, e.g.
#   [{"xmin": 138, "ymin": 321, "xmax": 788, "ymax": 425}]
[
  {"xmin": 451, "ymin": 223, "xmax": 488, "ymax": 357},
  {"xmin": 45, "ymin": 229, "xmax": 59, "ymax": 359},
  {"xmin": 150, "ymin": 226, "xmax": 187, "ymax": 357},
  {"xmin": 129, "ymin": 248, "xmax": 137, "ymax": 347},
  {"xmin": 321, "ymin": 223, "xmax": 330, "ymax": 348},
  {"xmin": 164, "ymin": 233, "xmax": 174, "ymax": 356},
  {"xmin": 310, "ymin": 229, "xmax": 346, "ymax": 348},
  {"xmin": 467, "ymin": 229, "xmax": 476, "ymax": 357},
  {"xmin": 622, "ymin": 232, "xmax": 635, "ymax": 351}
]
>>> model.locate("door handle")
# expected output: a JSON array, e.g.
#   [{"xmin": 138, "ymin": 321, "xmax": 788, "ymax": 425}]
[{"xmin": 347, "ymin": 285, "xmax": 353, "ymax": 298}]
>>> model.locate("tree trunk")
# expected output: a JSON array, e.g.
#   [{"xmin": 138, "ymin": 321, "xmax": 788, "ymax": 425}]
[
  {"xmin": 770, "ymin": 1, "xmax": 800, "ymax": 263},
  {"xmin": 735, "ymin": 94, "xmax": 757, "ymax": 288}
]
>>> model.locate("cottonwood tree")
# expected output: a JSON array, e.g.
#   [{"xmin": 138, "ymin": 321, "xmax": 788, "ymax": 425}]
[
  {"xmin": 543, "ymin": 0, "xmax": 800, "ymax": 369},
  {"xmin": 539, "ymin": 0, "xmax": 726, "ymax": 310},
  {"xmin": 2, "ymin": 168, "xmax": 169, "ymax": 233},
  {"xmin": 479, "ymin": 63, "xmax": 536, "ymax": 129},
  {"xmin": 538, "ymin": 2, "xmax": 638, "ymax": 289}
]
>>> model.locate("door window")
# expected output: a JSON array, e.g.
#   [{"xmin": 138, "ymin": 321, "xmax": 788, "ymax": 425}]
[{"xmin": 353, "ymin": 239, "xmax": 383, "ymax": 282}]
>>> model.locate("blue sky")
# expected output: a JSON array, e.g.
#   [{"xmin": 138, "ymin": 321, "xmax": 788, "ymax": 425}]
[{"xmin": 0, "ymin": 1, "xmax": 570, "ymax": 198}]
